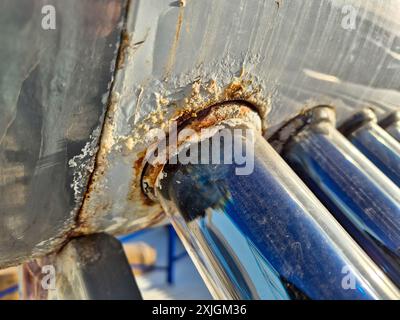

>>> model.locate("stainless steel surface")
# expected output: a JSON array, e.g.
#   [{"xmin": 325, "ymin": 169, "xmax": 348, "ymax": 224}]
[
  {"xmin": 0, "ymin": 0, "xmax": 127, "ymax": 268},
  {"xmin": 280, "ymin": 106, "xmax": 400, "ymax": 287},
  {"xmin": 155, "ymin": 118, "xmax": 399, "ymax": 299}
]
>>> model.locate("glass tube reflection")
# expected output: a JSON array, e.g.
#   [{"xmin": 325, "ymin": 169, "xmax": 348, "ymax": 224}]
[
  {"xmin": 156, "ymin": 127, "xmax": 399, "ymax": 300},
  {"xmin": 283, "ymin": 107, "xmax": 400, "ymax": 288}
]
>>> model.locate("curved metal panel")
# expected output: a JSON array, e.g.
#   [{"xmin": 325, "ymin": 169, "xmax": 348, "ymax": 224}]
[{"xmin": 0, "ymin": 0, "xmax": 127, "ymax": 267}]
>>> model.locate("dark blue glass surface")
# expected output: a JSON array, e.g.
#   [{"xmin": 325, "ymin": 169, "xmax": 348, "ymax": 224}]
[
  {"xmin": 284, "ymin": 129, "xmax": 400, "ymax": 287},
  {"xmin": 348, "ymin": 124, "xmax": 400, "ymax": 187},
  {"xmin": 158, "ymin": 138, "xmax": 389, "ymax": 299}
]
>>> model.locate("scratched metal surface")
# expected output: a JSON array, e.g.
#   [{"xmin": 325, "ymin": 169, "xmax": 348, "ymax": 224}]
[
  {"xmin": 78, "ymin": 0, "xmax": 400, "ymax": 237},
  {"xmin": 0, "ymin": 0, "xmax": 127, "ymax": 267},
  {"xmin": 1, "ymin": 0, "xmax": 400, "ymax": 267}
]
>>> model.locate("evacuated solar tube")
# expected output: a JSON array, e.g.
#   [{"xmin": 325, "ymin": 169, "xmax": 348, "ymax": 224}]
[
  {"xmin": 380, "ymin": 111, "xmax": 400, "ymax": 143},
  {"xmin": 281, "ymin": 106, "xmax": 400, "ymax": 288},
  {"xmin": 339, "ymin": 108, "xmax": 400, "ymax": 187},
  {"xmin": 153, "ymin": 109, "xmax": 399, "ymax": 300}
]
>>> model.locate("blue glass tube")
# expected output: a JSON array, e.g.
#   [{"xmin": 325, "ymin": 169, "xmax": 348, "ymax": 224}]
[
  {"xmin": 379, "ymin": 111, "xmax": 400, "ymax": 142},
  {"xmin": 156, "ymin": 126, "xmax": 399, "ymax": 300},
  {"xmin": 340, "ymin": 109, "xmax": 400, "ymax": 186},
  {"xmin": 282, "ymin": 107, "xmax": 400, "ymax": 288}
]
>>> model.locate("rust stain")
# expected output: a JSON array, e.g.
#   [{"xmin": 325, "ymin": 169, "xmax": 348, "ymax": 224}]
[
  {"xmin": 182, "ymin": 102, "xmax": 257, "ymax": 133},
  {"xmin": 121, "ymin": 149, "xmax": 159, "ymax": 209},
  {"xmin": 225, "ymin": 81, "xmax": 245, "ymax": 97},
  {"xmin": 133, "ymin": 151, "xmax": 147, "ymax": 178},
  {"xmin": 164, "ymin": 8, "xmax": 184, "ymax": 78},
  {"xmin": 141, "ymin": 102, "xmax": 261, "ymax": 200},
  {"xmin": 72, "ymin": 91, "xmax": 120, "ymax": 235},
  {"xmin": 116, "ymin": 30, "xmax": 132, "ymax": 70}
]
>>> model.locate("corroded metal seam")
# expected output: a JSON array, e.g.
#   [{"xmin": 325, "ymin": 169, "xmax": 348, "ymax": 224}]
[{"xmin": 141, "ymin": 101, "xmax": 263, "ymax": 202}]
